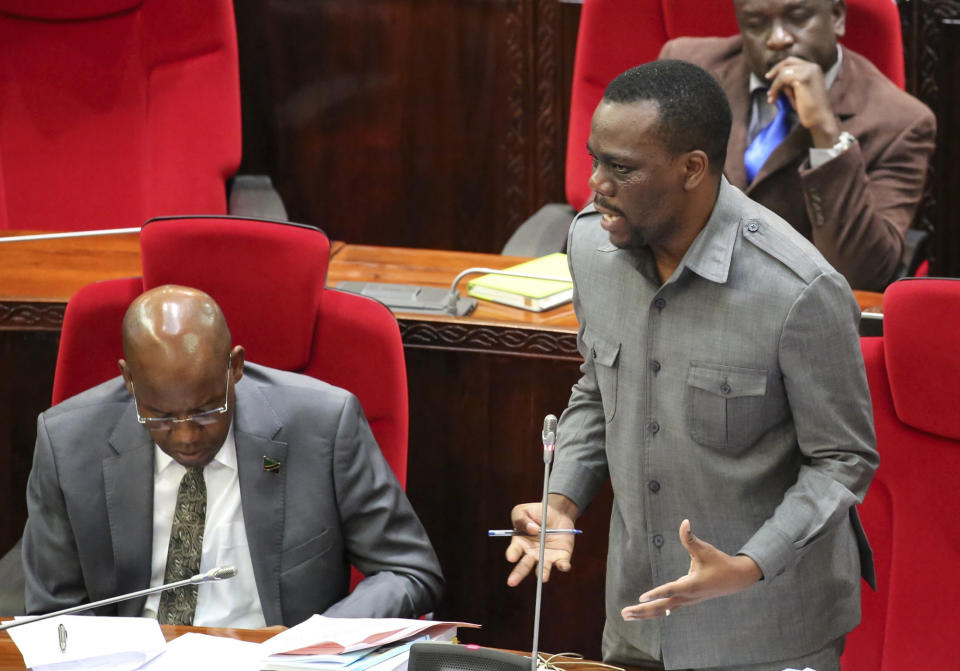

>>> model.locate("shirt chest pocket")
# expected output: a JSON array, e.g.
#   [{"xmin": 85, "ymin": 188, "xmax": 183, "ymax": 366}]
[
  {"xmin": 686, "ymin": 363, "xmax": 768, "ymax": 450},
  {"xmin": 584, "ymin": 330, "xmax": 621, "ymax": 423}
]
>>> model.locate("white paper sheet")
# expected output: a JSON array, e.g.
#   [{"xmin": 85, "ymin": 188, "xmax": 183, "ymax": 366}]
[
  {"xmin": 6, "ymin": 615, "xmax": 165, "ymax": 671},
  {"xmin": 138, "ymin": 632, "xmax": 263, "ymax": 671}
]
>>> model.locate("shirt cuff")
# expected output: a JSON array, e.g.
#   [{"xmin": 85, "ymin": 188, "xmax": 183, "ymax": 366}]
[
  {"xmin": 737, "ymin": 524, "xmax": 796, "ymax": 583},
  {"xmin": 548, "ymin": 462, "xmax": 604, "ymax": 515},
  {"xmin": 808, "ymin": 145, "xmax": 844, "ymax": 170}
]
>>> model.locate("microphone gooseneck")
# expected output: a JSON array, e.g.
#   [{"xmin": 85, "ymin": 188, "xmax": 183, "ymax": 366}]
[{"xmin": 0, "ymin": 565, "xmax": 238, "ymax": 632}]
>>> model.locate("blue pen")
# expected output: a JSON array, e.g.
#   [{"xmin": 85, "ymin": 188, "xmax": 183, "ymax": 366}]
[{"xmin": 487, "ymin": 529, "xmax": 582, "ymax": 537}]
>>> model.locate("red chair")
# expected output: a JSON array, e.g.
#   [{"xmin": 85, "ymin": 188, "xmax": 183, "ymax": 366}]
[
  {"xmin": 842, "ymin": 278, "xmax": 960, "ymax": 670},
  {"xmin": 0, "ymin": 0, "xmax": 280, "ymax": 232},
  {"xmin": 51, "ymin": 216, "xmax": 408, "ymax": 488},
  {"xmin": 504, "ymin": 0, "xmax": 905, "ymax": 255}
]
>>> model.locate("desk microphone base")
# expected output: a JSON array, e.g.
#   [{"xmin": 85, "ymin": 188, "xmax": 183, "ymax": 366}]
[{"xmin": 335, "ymin": 282, "xmax": 477, "ymax": 316}]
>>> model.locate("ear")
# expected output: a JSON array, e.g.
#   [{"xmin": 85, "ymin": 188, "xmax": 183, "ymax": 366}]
[
  {"xmin": 681, "ymin": 150, "xmax": 710, "ymax": 191},
  {"xmin": 118, "ymin": 359, "xmax": 134, "ymax": 395},
  {"xmin": 832, "ymin": 0, "xmax": 846, "ymax": 38},
  {"xmin": 230, "ymin": 345, "xmax": 246, "ymax": 384}
]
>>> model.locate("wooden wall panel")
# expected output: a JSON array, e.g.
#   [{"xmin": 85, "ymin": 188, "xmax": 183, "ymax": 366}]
[
  {"xmin": 404, "ymin": 346, "xmax": 609, "ymax": 659},
  {"xmin": 901, "ymin": 1, "xmax": 960, "ymax": 276},
  {"xmin": 235, "ymin": 0, "xmax": 581, "ymax": 254},
  {"xmin": 0, "ymin": 331, "xmax": 58, "ymax": 556}
]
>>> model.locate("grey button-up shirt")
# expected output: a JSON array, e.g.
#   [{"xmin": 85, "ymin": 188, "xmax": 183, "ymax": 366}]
[{"xmin": 550, "ymin": 178, "xmax": 877, "ymax": 669}]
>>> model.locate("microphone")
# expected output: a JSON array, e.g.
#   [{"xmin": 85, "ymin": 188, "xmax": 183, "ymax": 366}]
[
  {"xmin": 0, "ymin": 565, "xmax": 238, "ymax": 632},
  {"xmin": 0, "ymin": 227, "xmax": 141, "ymax": 244},
  {"xmin": 531, "ymin": 414, "xmax": 558, "ymax": 671},
  {"xmin": 541, "ymin": 414, "xmax": 557, "ymax": 464}
]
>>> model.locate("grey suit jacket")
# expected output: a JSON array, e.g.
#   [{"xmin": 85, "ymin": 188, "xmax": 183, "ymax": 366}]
[
  {"xmin": 22, "ymin": 363, "xmax": 443, "ymax": 625},
  {"xmin": 660, "ymin": 36, "xmax": 935, "ymax": 291},
  {"xmin": 550, "ymin": 179, "xmax": 878, "ymax": 669}
]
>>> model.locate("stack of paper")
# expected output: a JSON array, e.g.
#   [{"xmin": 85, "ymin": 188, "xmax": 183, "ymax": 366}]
[
  {"xmin": 467, "ymin": 253, "xmax": 573, "ymax": 312},
  {"xmin": 6, "ymin": 615, "xmax": 166, "ymax": 671},
  {"xmin": 260, "ymin": 616, "xmax": 477, "ymax": 671}
]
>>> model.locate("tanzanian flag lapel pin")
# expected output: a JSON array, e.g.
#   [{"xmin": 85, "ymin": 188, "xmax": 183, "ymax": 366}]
[{"xmin": 263, "ymin": 456, "xmax": 281, "ymax": 474}]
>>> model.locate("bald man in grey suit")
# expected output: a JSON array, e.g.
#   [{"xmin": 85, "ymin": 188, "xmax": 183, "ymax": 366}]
[{"xmin": 23, "ymin": 286, "xmax": 442, "ymax": 626}]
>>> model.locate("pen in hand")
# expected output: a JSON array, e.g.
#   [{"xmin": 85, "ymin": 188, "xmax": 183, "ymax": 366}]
[{"xmin": 488, "ymin": 529, "xmax": 582, "ymax": 537}]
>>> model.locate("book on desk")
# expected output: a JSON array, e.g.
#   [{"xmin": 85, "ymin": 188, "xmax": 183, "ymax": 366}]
[{"xmin": 466, "ymin": 253, "xmax": 573, "ymax": 312}]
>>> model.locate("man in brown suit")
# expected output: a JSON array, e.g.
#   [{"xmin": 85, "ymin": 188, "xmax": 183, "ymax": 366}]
[{"xmin": 660, "ymin": 0, "xmax": 935, "ymax": 291}]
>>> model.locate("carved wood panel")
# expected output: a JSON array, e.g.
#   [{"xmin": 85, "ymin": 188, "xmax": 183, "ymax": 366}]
[
  {"xmin": 900, "ymin": 0, "xmax": 960, "ymax": 275},
  {"xmin": 235, "ymin": 0, "xmax": 580, "ymax": 254}
]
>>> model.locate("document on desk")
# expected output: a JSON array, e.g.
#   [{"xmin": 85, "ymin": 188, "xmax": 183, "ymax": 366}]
[
  {"xmin": 261, "ymin": 615, "xmax": 478, "ymax": 657},
  {"xmin": 6, "ymin": 615, "xmax": 166, "ymax": 671},
  {"xmin": 138, "ymin": 632, "xmax": 262, "ymax": 671}
]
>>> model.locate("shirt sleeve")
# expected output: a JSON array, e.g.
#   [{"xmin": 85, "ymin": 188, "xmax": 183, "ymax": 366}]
[
  {"xmin": 547, "ymin": 220, "xmax": 610, "ymax": 513},
  {"xmin": 321, "ymin": 394, "xmax": 444, "ymax": 618},
  {"xmin": 22, "ymin": 414, "xmax": 90, "ymax": 614},
  {"xmin": 737, "ymin": 271, "xmax": 878, "ymax": 580}
]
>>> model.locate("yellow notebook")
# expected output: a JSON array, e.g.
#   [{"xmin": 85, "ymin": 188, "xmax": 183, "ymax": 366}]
[{"xmin": 467, "ymin": 253, "xmax": 573, "ymax": 312}]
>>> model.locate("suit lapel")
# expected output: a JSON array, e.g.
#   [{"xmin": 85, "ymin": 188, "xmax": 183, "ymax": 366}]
[
  {"xmin": 234, "ymin": 377, "xmax": 289, "ymax": 626},
  {"xmin": 104, "ymin": 403, "xmax": 154, "ymax": 615}
]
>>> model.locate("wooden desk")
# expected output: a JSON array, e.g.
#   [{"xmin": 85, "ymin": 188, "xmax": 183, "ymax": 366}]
[
  {"xmin": 0, "ymin": 234, "xmax": 884, "ymax": 661},
  {"xmin": 0, "ymin": 623, "xmax": 646, "ymax": 671}
]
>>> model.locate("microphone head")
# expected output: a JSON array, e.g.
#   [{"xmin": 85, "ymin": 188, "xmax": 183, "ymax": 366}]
[
  {"xmin": 211, "ymin": 566, "xmax": 238, "ymax": 580},
  {"xmin": 192, "ymin": 566, "xmax": 238, "ymax": 583},
  {"xmin": 542, "ymin": 414, "xmax": 558, "ymax": 450}
]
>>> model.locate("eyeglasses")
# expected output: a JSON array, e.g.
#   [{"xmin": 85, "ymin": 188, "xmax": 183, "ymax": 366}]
[{"xmin": 131, "ymin": 356, "xmax": 232, "ymax": 431}]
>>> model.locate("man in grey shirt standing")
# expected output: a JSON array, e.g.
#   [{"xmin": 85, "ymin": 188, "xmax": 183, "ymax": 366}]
[{"xmin": 505, "ymin": 61, "xmax": 877, "ymax": 671}]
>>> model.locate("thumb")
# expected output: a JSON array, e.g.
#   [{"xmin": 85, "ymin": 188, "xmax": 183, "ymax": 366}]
[{"xmin": 678, "ymin": 519, "xmax": 702, "ymax": 556}]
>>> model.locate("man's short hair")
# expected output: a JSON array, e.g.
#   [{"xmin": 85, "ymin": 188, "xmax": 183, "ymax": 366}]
[{"xmin": 603, "ymin": 60, "xmax": 731, "ymax": 171}]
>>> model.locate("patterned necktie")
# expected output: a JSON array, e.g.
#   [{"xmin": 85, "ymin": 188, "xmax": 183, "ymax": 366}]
[
  {"xmin": 744, "ymin": 92, "xmax": 792, "ymax": 183},
  {"xmin": 157, "ymin": 467, "xmax": 206, "ymax": 625}
]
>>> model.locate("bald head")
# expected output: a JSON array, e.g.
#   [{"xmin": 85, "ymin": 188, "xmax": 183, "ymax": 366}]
[
  {"xmin": 122, "ymin": 285, "xmax": 231, "ymax": 374},
  {"xmin": 119, "ymin": 285, "xmax": 244, "ymax": 468}
]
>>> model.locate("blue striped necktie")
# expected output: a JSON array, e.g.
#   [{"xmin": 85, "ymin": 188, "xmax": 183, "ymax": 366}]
[{"xmin": 744, "ymin": 93, "xmax": 792, "ymax": 183}]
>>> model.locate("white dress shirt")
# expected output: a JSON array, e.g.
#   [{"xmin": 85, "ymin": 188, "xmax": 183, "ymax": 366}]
[
  {"xmin": 748, "ymin": 45, "xmax": 845, "ymax": 169},
  {"xmin": 142, "ymin": 423, "xmax": 266, "ymax": 627}
]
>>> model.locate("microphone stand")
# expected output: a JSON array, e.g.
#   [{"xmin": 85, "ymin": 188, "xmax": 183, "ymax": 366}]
[
  {"xmin": 531, "ymin": 416, "xmax": 557, "ymax": 671},
  {"xmin": 0, "ymin": 566, "xmax": 237, "ymax": 632}
]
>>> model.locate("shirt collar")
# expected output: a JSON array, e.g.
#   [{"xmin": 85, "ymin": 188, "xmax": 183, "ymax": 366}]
[
  {"xmin": 154, "ymin": 420, "xmax": 237, "ymax": 475},
  {"xmin": 749, "ymin": 44, "xmax": 843, "ymax": 94},
  {"xmin": 674, "ymin": 177, "xmax": 741, "ymax": 285}
]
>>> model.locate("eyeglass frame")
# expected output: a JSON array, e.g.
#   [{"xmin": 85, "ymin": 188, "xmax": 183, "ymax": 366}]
[{"xmin": 130, "ymin": 354, "xmax": 233, "ymax": 431}]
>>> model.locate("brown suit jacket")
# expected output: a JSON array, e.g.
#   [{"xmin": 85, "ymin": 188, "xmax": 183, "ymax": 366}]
[{"xmin": 660, "ymin": 36, "xmax": 936, "ymax": 291}]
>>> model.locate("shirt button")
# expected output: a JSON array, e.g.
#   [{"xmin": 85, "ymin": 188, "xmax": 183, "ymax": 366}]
[
  {"xmin": 720, "ymin": 382, "xmax": 732, "ymax": 395},
  {"xmin": 652, "ymin": 534, "xmax": 664, "ymax": 548},
  {"xmin": 591, "ymin": 346, "xmax": 597, "ymax": 359},
  {"xmin": 647, "ymin": 421, "xmax": 660, "ymax": 434},
  {"xmin": 747, "ymin": 222, "xmax": 760, "ymax": 233},
  {"xmin": 649, "ymin": 360, "xmax": 661, "ymax": 373},
  {"xmin": 653, "ymin": 297, "xmax": 666, "ymax": 309},
  {"xmin": 648, "ymin": 480, "xmax": 660, "ymax": 493}
]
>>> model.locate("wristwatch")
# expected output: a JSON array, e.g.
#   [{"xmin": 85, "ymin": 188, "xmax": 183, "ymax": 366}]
[{"xmin": 832, "ymin": 131, "xmax": 856, "ymax": 153}]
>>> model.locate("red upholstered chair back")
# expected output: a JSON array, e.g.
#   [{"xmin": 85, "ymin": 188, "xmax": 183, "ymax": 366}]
[
  {"xmin": 51, "ymin": 217, "xmax": 409, "ymax": 490},
  {"xmin": 0, "ymin": 0, "xmax": 240, "ymax": 231},
  {"xmin": 564, "ymin": 0, "xmax": 905, "ymax": 212},
  {"xmin": 842, "ymin": 278, "xmax": 960, "ymax": 671}
]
